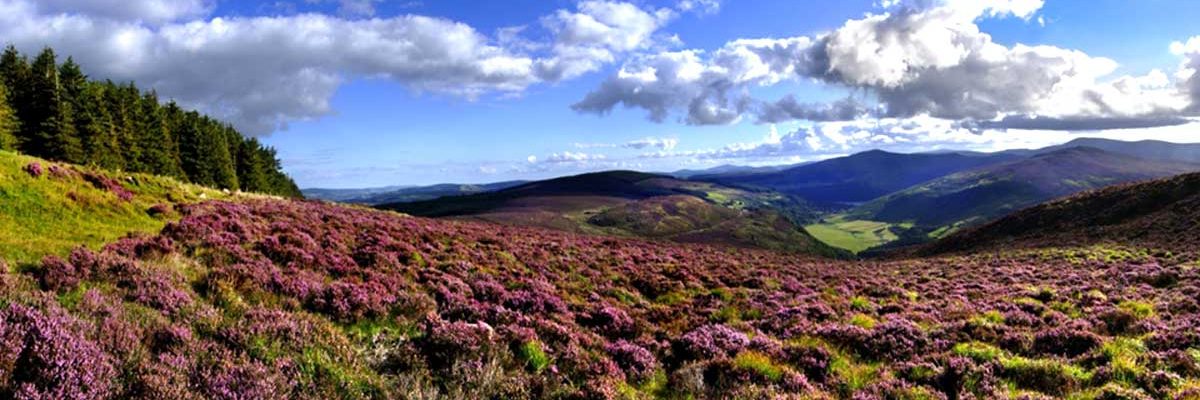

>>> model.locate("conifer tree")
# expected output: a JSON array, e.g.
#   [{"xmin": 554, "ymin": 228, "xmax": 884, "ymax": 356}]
[
  {"xmin": 0, "ymin": 79, "xmax": 18, "ymax": 150},
  {"xmin": 0, "ymin": 45, "xmax": 30, "ymax": 149},
  {"xmin": 27, "ymin": 48, "xmax": 82, "ymax": 162}
]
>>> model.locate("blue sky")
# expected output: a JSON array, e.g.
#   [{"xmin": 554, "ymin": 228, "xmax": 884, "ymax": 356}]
[{"xmin": 4, "ymin": 0, "xmax": 1200, "ymax": 187}]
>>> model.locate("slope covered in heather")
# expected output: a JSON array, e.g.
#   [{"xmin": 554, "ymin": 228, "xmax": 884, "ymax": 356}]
[
  {"xmin": 3, "ymin": 195, "xmax": 1200, "ymax": 399},
  {"xmin": 924, "ymin": 171, "xmax": 1200, "ymax": 255},
  {"xmin": 381, "ymin": 171, "xmax": 842, "ymax": 256}
]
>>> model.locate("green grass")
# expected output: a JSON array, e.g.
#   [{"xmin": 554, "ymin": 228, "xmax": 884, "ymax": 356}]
[
  {"xmin": 0, "ymin": 151, "xmax": 231, "ymax": 265},
  {"xmin": 732, "ymin": 351, "xmax": 786, "ymax": 381},
  {"xmin": 804, "ymin": 215, "xmax": 900, "ymax": 253},
  {"xmin": 517, "ymin": 340, "xmax": 551, "ymax": 373}
]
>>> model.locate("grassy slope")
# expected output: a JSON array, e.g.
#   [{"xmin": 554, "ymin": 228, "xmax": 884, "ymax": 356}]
[
  {"xmin": 804, "ymin": 215, "xmax": 908, "ymax": 254},
  {"xmin": 0, "ymin": 150, "xmax": 231, "ymax": 264}
]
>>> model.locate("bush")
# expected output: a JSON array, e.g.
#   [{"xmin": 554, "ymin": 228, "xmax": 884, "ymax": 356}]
[
  {"xmin": 674, "ymin": 324, "xmax": 749, "ymax": 361},
  {"xmin": 1032, "ymin": 327, "xmax": 1101, "ymax": 358}
]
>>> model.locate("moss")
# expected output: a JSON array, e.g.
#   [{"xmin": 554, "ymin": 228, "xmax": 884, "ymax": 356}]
[
  {"xmin": 732, "ymin": 351, "xmax": 786, "ymax": 382},
  {"xmin": 517, "ymin": 340, "xmax": 551, "ymax": 373},
  {"xmin": 954, "ymin": 341, "xmax": 1006, "ymax": 362},
  {"xmin": 1001, "ymin": 356, "xmax": 1091, "ymax": 396},
  {"xmin": 1117, "ymin": 300, "xmax": 1155, "ymax": 320},
  {"xmin": 849, "ymin": 296, "xmax": 873, "ymax": 312},
  {"xmin": 849, "ymin": 313, "xmax": 878, "ymax": 329}
]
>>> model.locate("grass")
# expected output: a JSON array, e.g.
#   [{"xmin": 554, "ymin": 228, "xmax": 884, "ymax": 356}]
[
  {"xmin": 732, "ymin": 351, "xmax": 786, "ymax": 382},
  {"xmin": 517, "ymin": 340, "xmax": 551, "ymax": 373},
  {"xmin": 0, "ymin": 151, "xmax": 233, "ymax": 265},
  {"xmin": 804, "ymin": 215, "xmax": 900, "ymax": 253}
]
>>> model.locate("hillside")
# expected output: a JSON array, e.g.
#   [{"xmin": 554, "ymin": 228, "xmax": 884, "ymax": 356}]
[
  {"xmin": 924, "ymin": 171, "xmax": 1200, "ymax": 255},
  {"xmin": 848, "ymin": 147, "xmax": 1200, "ymax": 236},
  {"xmin": 381, "ymin": 171, "xmax": 842, "ymax": 256},
  {"xmin": 1039, "ymin": 137, "xmax": 1200, "ymax": 164},
  {"xmin": 2, "ymin": 181, "xmax": 1199, "ymax": 398},
  {"xmin": 0, "ymin": 150, "xmax": 234, "ymax": 263},
  {"xmin": 698, "ymin": 150, "xmax": 1018, "ymax": 205}
]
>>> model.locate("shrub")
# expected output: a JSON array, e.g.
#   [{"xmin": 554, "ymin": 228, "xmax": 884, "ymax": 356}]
[
  {"xmin": 1032, "ymin": 327, "xmax": 1101, "ymax": 358},
  {"xmin": 23, "ymin": 162, "xmax": 42, "ymax": 177},
  {"xmin": 606, "ymin": 340, "xmax": 658, "ymax": 382},
  {"xmin": 674, "ymin": 324, "xmax": 749, "ymax": 361},
  {"xmin": 0, "ymin": 303, "xmax": 117, "ymax": 399}
]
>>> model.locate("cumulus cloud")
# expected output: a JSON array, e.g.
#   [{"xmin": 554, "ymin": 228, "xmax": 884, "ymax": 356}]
[
  {"xmin": 576, "ymin": 0, "xmax": 1198, "ymax": 131},
  {"xmin": 0, "ymin": 0, "xmax": 674, "ymax": 135},
  {"xmin": 676, "ymin": 0, "xmax": 720, "ymax": 15},
  {"xmin": 1173, "ymin": 36, "xmax": 1200, "ymax": 112},
  {"xmin": 572, "ymin": 37, "xmax": 817, "ymax": 124},
  {"xmin": 33, "ymin": 0, "xmax": 212, "ymax": 24},
  {"xmin": 535, "ymin": 0, "xmax": 674, "ymax": 81}
]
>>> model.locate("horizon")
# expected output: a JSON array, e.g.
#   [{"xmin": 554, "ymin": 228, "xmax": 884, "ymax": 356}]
[{"xmin": 5, "ymin": 0, "xmax": 1200, "ymax": 188}]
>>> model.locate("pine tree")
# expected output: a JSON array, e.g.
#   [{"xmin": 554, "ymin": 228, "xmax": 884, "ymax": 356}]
[
  {"xmin": 27, "ymin": 48, "xmax": 82, "ymax": 162},
  {"xmin": 136, "ymin": 91, "xmax": 184, "ymax": 177},
  {"xmin": 235, "ymin": 137, "xmax": 269, "ymax": 192},
  {"xmin": 1, "ymin": 45, "xmax": 30, "ymax": 149},
  {"xmin": 0, "ymin": 79, "xmax": 18, "ymax": 150},
  {"xmin": 76, "ymin": 82, "xmax": 123, "ymax": 169}
]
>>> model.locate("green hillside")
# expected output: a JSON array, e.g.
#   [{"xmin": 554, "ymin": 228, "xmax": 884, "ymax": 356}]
[{"xmin": 0, "ymin": 150, "xmax": 234, "ymax": 263}]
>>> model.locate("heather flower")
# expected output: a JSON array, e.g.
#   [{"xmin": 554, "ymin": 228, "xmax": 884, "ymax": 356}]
[
  {"xmin": 579, "ymin": 304, "xmax": 635, "ymax": 338},
  {"xmin": 0, "ymin": 303, "xmax": 116, "ymax": 399},
  {"xmin": 37, "ymin": 255, "xmax": 80, "ymax": 292},
  {"xmin": 674, "ymin": 324, "xmax": 749, "ymax": 361},
  {"xmin": 22, "ymin": 162, "xmax": 42, "ymax": 177},
  {"xmin": 605, "ymin": 340, "xmax": 658, "ymax": 382},
  {"xmin": 1032, "ymin": 327, "xmax": 1101, "ymax": 358}
]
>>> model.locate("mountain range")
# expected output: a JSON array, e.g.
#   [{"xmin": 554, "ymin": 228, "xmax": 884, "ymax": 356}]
[{"xmin": 305, "ymin": 137, "xmax": 1200, "ymax": 255}]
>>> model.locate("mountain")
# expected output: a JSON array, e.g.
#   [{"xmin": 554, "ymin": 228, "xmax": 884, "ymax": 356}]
[
  {"xmin": 670, "ymin": 163, "xmax": 795, "ymax": 178},
  {"xmin": 923, "ymin": 171, "xmax": 1200, "ymax": 255},
  {"xmin": 1038, "ymin": 137, "xmax": 1200, "ymax": 163},
  {"xmin": 380, "ymin": 170, "xmax": 843, "ymax": 256},
  {"xmin": 697, "ymin": 150, "xmax": 1020, "ymax": 205},
  {"xmin": 303, "ymin": 181, "xmax": 527, "ymax": 205},
  {"xmin": 848, "ymin": 147, "xmax": 1200, "ymax": 236}
]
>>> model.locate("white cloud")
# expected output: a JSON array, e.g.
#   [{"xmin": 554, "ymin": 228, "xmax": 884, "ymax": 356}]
[
  {"xmin": 0, "ymin": 0, "xmax": 673, "ymax": 135},
  {"xmin": 624, "ymin": 137, "xmax": 678, "ymax": 150},
  {"xmin": 542, "ymin": 151, "xmax": 608, "ymax": 164},
  {"xmin": 535, "ymin": 0, "xmax": 674, "ymax": 81},
  {"xmin": 676, "ymin": 0, "xmax": 720, "ymax": 15},
  {"xmin": 576, "ymin": 0, "xmax": 1198, "ymax": 131},
  {"xmin": 33, "ymin": 0, "xmax": 212, "ymax": 24}
]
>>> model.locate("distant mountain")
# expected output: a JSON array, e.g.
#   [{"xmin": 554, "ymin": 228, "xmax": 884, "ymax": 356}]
[
  {"xmin": 380, "ymin": 171, "xmax": 844, "ymax": 257},
  {"xmin": 670, "ymin": 163, "xmax": 795, "ymax": 179},
  {"xmin": 922, "ymin": 171, "xmax": 1200, "ymax": 255},
  {"xmin": 848, "ymin": 147, "xmax": 1200, "ymax": 234},
  {"xmin": 1038, "ymin": 137, "xmax": 1200, "ymax": 164},
  {"xmin": 697, "ymin": 150, "xmax": 1019, "ymax": 205},
  {"xmin": 303, "ymin": 181, "xmax": 527, "ymax": 205}
]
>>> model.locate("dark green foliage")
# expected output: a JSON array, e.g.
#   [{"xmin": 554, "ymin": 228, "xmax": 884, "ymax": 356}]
[
  {"xmin": 0, "ymin": 45, "xmax": 301, "ymax": 197},
  {"xmin": 0, "ymin": 78, "xmax": 17, "ymax": 150}
]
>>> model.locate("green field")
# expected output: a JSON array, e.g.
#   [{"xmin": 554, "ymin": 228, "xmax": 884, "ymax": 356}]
[{"xmin": 804, "ymin": 216, "xmax": 904, "ymax": 253}]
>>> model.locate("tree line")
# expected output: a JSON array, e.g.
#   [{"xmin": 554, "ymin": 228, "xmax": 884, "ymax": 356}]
[{"xmin": 0, "ymin": 46, "xmax": 301, "ymax": 197}]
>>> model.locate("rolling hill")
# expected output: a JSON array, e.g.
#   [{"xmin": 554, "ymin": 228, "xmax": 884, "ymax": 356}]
[
  {"xmin": 697, "ymin": 150, "xmax": 1019, "ymax": 205},
  {"xmin": 847, "ymin": 147, "xmax": 1200, "ymax": 236},
  {"xmin": 1037, "ymin": 137, "xmax": 1200, "ymax": 163},
  {"xmin": 923, "ymin": 170, "xmax": 1200, "ymax": 255},
  {"xmin": 380, "ymin": 171, "xmax": 843, "ymax": 256}
]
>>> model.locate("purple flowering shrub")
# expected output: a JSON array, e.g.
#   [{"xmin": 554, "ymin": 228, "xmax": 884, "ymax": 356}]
[{"xmin": 3, "ymin": 198, "xmax": 1200, "ymax": 398}]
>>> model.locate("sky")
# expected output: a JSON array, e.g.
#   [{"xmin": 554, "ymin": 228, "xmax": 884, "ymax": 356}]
[{"xmin": 2, "ymin": 0, "xmax": 1200, "ymax": 188}]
